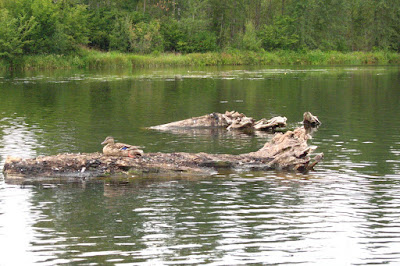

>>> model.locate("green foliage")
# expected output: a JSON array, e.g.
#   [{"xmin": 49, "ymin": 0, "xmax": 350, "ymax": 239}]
[
  {"xmin": 176, "ymin": 18, "xmax": 217, "ymax": 53},
  {"xmin": 160, "ymin": 18, "xmax": 184, "ymax": 52},
  {"xmin": 58, "ymin": 3, "xmax": 89, "ymax": 49},
  {"xmin": 0, "ymin": 9, "xmax": 37, "ymax": 66},
  {"xmin": 159, "ymin": 17, "xmax": 217, "ymax": 53},
  {"xmin": 109, "ymin": 17, "xmax": 164, "ymax": 54},
  {"xmin": 26, "ymin": 0, "xmax": 59, "ymax": 53},
  {"xmin": 41, "ymin": 3, "xmax": 89, "ymax": 54},
  {"xmin": 87, "ymin": 8, "xmax": 116, "ymax": 51},
  {"xmin": 109, "ymin": 15, "xmax": 132, "ymax": 52},
  {"xmin": 2, "ymin": 0, "xmax": 400, "ymax": 68},
  {"xmin": 208, "ymin": 0, "xmax": 248, "ymax": 49},
  {"xmin": 176, "ymin": 31, "xmax": 217, "ymax": 53},
  {"xmin": 129, "ymin": 20, "xmax": 164, "ymax": 54},
  {"xmin": 259, "ymin": 15, "xmax": 299, "ymax": 50},
  {"xmin": 1, "ymin": 0, "xmax": 89, "ymax": 56},
  {"xmin": 242, "ymin": 21, "xmax": 262, "ymax": 52}
]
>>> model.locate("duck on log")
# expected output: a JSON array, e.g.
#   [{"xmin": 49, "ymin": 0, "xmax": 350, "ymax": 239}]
[{"xmin": 3, "ymin": 112, "xmax": 322, "ymax": 179}]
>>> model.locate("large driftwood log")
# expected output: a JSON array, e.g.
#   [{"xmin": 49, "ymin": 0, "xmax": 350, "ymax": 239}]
[
  {"xmin": 3, "ymin": 123, "xmax": 323, "ymax": 179},
  {"xmin": 150, "ymin": 111, "xmax": 287, "ymax": 132}
]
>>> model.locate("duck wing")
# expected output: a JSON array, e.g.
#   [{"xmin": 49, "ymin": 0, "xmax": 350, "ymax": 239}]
[{"xmin": 115, "ymin": 143, "xmax": 143, "ymax": 150}]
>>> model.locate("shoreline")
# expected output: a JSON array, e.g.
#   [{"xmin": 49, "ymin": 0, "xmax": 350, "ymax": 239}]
[{"xmin": 1, "ymin": 50, "xmax": 400, "ymax": 71}]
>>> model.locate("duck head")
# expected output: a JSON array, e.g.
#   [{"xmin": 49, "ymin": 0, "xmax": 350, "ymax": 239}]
[{"xmin": 101, "ymin": 136, "xmax": 115, "ymax": 145}]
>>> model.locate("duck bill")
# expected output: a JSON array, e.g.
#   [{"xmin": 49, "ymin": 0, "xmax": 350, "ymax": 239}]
[{"xmin": 101, "ymin": 140, "xmax": 107, "ymax": 145}]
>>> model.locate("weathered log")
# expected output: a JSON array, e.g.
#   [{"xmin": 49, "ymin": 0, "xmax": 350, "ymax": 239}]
[
  {"xmin": 149, "ymin": 111, "xmax": 287, "ymax": 132},
  {"xmin": 3, "ymin": 126, "xmax": 322, "ymax": 179},
  {"xmin": 150, "ymin": 112, "xmax": 228, "ymax": 130},
  {"xmin": 303, "ymin": 112, "xmax": 321, "ymax": 128},
  {"xmin": 253, "ymin": 116, "xmax": 287, "ymax": 131}
]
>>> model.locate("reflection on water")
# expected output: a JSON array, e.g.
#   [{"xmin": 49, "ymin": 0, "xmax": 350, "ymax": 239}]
[
  {"xmin": 0, "ymin": 184, "xmax": 39, "ymax": 264},
  {"xmin": 0, "ymin": 117, "xmax": 42, "ymax": 172},
  {"xmin": 1, "ymin": 65, "xmax": 400, "ymax": 264},
  {"xmin": 1, "ymin": 176, "xmax": 400, "ymax": 265}
]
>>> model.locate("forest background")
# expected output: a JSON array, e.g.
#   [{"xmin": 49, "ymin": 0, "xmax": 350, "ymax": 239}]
[{"xmin": 1, "ymin": 0, "xmax": 400, "ymax": 69}]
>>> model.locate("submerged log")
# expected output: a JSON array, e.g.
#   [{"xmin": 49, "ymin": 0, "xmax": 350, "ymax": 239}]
[
  {"xmin": 149, "ymin": 111, "xmax": 287, "ymax": 132},
  {"xmin": 253, "ymin": 116, "xmax": 287, "ymax": 130},
  {"xmin": 150, "ymin": 112, "xmax": 229, "ymax": 130},
  {"xmin": 3, "ymin": 126, "xmax": 322, "ymax": 179}
]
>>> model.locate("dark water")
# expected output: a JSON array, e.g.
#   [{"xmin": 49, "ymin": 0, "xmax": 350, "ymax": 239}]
[{"xmin": 1, "ymin": 66, "xmax": 400, "ymax": 265}]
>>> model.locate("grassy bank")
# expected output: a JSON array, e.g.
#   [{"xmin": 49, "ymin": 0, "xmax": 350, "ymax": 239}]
[{"xmin": 1, "ymin": 49, "xmax": 400, "ymax": 70}]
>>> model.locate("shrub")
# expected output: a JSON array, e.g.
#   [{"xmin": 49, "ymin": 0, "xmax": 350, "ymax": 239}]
[
  {"xmin": 177, "ymin": 31, "xmax": 218, "ymax": 53},
  {"xmin": 2, "ymin": 0, "xmax": 89, "ymax": 55},
  {"xmin": 259, "ymin": 16, "xmax": 299, "ymax": 51},
  {"xmin": 0, "ymin": 9, "xmax": 37, "ymax": 67},
  {"xmin": 109, "ymin": 16, "xmax": 132, "ymax": 52},
  {"xmin": 129, "ymin": 20, "xmax": 164, "ymax": 54},
  {"xmin": 160, "ymin": 18, "xmax": 184, "ymax": 52},
  {"xmin": 242, "ymin": 21, "xmax": 262, "ymax": 52}
]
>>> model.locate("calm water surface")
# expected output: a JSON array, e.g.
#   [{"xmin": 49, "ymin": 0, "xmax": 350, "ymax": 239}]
[{"xmin": 0, "ymin": 66, "xmax": 400, "ymax": 265}]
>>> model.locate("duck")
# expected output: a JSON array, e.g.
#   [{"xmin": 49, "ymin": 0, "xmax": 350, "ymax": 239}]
[{"xmin": 101, "ymin": 136, "xmax": 143, "ymax": 157}]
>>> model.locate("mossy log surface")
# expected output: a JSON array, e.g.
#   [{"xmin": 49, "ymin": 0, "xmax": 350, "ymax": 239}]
[{"xmin": 3, "ymin": 127, "xmax": 323, "ymax": 179}]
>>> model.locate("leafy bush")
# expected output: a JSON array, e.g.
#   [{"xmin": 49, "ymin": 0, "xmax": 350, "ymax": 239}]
[
  {"xmin": 242, "ymin": 21, "xmax": 262, "ymax": 52},
  {"xmin": 58, "ymin": 3, "xmax": 89, "ymax": 51},
  {"xmin": 160, "ymin": 18, "xmax": 184, "ymax": 52},
  {"xmin": 177, "ymin": 31, "xmax": 218, "ymax": 53},
  {"xmin": 160, "ymin": 17, "xmax": 217, "ymax": 53},
  {"xmin": 1, "ymin": 0, "xmax": 89, "ymax": 55},
  {"xmin": 0, "ymin": 9, "xmax": 36, "ymax": 66},
  {"xmin": 87, "ymin": 8, "xmax": 116, "ymax": 51},
  {"xmin": 128, "ymin": 20, "xmax": 164, "ymax": 54},
  {"xmin": 109, "ymin": 16, "xmax": 132, "ymax": 52},
  {"xmin": 259, "ymin": 16, "xmax": 299, "ymax": 50}
]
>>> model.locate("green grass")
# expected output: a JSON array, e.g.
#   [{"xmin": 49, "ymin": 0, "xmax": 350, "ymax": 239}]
[{"xmin": 1, "ymin": 49, "xmax": 400, "ymax": 71}]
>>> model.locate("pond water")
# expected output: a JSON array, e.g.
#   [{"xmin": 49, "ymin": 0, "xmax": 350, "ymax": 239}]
[{"xmin": 0, "ymin": 65, "xmax": 400, "ymax": 265}]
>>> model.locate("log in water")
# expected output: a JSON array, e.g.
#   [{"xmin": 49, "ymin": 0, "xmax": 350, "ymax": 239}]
[
  {"xmin": 149, "ymin": 110, "xmax": 288, "ymax": 132},
  {"xmin": 3, "ymin": 112, "xmax": 322, "ymax": 179}
]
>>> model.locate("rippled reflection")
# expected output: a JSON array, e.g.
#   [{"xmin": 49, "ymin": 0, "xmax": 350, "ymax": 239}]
[
  {"xmin": 0, "ymin": 117, "xmax": 42, "ymax": 173},
  {"xmin": 0, "ymin": 184, "xmax": 43, "ymax": 264},
  {"xmin": 1, "ymin": 174, "xmax": 399, "ymax": 265}
]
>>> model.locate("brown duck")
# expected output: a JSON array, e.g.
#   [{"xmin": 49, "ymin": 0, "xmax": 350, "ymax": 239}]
[{"xmin": 101, "ymin": 136, "xmax": 143, "ymax": 157}]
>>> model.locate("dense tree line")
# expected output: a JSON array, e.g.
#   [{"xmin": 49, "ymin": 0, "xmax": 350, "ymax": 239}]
[{"xmin": 1, "ymin": 0, "xmax": 400, "ymax": 63}]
